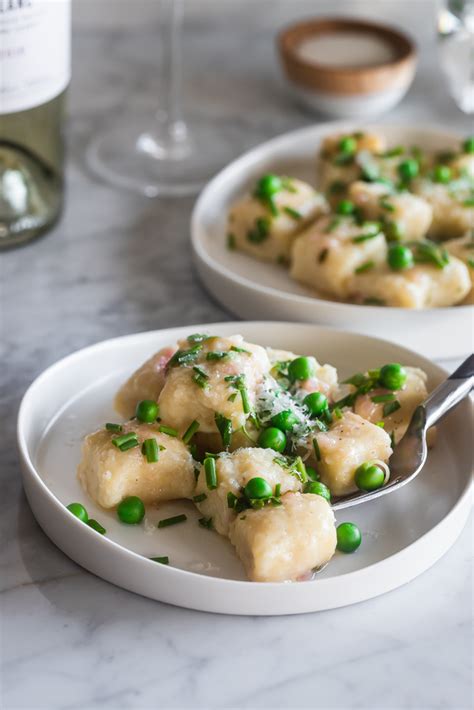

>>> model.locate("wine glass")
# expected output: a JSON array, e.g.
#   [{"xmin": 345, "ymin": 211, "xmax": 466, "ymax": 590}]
[
  {"xmin": 437, "ymin": 0, "xmax": 474, "ymax": 113},
  {"xmin": 87, "ymin": 0, "xmax": 240, "ymax": 197}
]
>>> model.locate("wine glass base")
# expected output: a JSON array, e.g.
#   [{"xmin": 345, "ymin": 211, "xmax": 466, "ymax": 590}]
[{"xmin": 87, "ymin": 113, "xmax": 243, "ymax": 197}]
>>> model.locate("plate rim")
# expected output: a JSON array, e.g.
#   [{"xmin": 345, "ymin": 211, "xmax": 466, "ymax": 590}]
[
  {"xmin": 191, "ymin": 120, "xmax": 474, "ymax": 316},
  {"xmin": 17, "ymin": 322, "xmax": 473, "ymax": 614}
]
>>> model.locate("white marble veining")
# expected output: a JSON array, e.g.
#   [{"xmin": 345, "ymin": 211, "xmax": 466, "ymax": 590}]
[{"xmin": 1, "ymin": 1, "xmax": 472, "ymax": 709}]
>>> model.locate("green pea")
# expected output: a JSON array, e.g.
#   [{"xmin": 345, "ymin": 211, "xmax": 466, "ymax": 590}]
[
  {"xmin": 433, "ymin": 165, "xmax": 452, "ymax": 183},
  {"xmin": 354, "ymin": 462, "xmax": 385, "ymax": 491},
  {"xmin": 385, "ymin": 220, "xmax": 406, "ymax": 242},
  {"xmin": 462, "ymin": 136, "xmax": 474, "ymax": 154},
  {"xmin": 336, "ymin": 522, "xmax": 362, "ymax": 553},
  {"xmin": 379, "ymin": 363, "xmax": 407, "ymax": 390},
  {"xmin": 117, "ymin": 496, "xmax": 145, "ymax": 524},
  {"xmin": 271, "ymin": 410, "xmax": 299, "ymax": 432},
  {"xmin": 135, "ymin": 399, "xmax": 159, "ymax": 423},
  {"xmin": 336, "ymin": 199, "xmax": 355, "ymax": 215},
  {"xmin": 338, "ymin": 136, "xmax": 357, "ymax": 155},
  {"xmin": 257, "ymin": 427, "xmax": 287, "ymax": 453},
  {"xmin": 398, "ymin": 159, "xmax": 419, "ymax": 181},
  {"xmin": 303, "ymin": 391, "xmax": 328, "ymax": 416},
  {"xmin": 306, "ymin": 466, "xmax": 320, "ymax": 481},
  {"xmin": 304, "ymin": 480, "xmax": 331, "ymax": 501},
  {"xmin": 67, "ymin": 502, "xmax": 88, "ymax": 523},
  {"xmin": 256, "ymin": 174, "xmax": 282, "ymax": 198},
  {"xmin": 244, "ymin": 477, "xmax": 273, "ymax": 500},
  {"xmin": 288, "ymin": 356, "xmax": 315, "ymax": 382},
  {"xmin": 388, "ymin": 244, "xmax": 414, "ymax": 271}
]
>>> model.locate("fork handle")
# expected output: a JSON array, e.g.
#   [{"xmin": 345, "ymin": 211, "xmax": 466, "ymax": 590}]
[{"xmin": 423, "ymin": 354, "xmax": 474, "ymax": 430}]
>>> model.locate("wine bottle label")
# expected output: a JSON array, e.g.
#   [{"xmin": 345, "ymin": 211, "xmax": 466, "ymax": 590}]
[{"xmin": 0, "ymin": 0, "xmax": 71, "ymax": 115}]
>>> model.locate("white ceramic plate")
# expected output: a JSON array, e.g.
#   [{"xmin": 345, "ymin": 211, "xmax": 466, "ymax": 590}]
[
  {"xmin": 18, "ymin": 322, "xmax": 472, "ymax": 615},
  {"xmin": 191, "ymin": 122, "xmax": 474, "ymax": 360}
]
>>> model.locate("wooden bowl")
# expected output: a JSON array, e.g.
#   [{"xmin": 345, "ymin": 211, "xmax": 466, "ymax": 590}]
[{"xmin": 278, "ymin": 17, "xmax": 417, "ymax": 117}]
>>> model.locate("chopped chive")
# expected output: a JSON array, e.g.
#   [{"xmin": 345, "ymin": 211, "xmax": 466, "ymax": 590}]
[
  {"xmin": 187, "ymin": 333, "xmax": 209, "ymax": 344},
  {"xmin": 379, "ymin": 197, "xmax": 396, "ymax": 212},
  {"xmin": 112, "ymin": 432, "xmax": 138, "ymax": 448},
  {"xmin": 142, "ymin": 438, "xmax": 159, "ymax": 463},
  {"xmin": 371, "ymin": 393, "xmax": 396, "ymax": 403},
  {"xmin": 274, "ymin": 483, "xmax": 281, "ymax": 498},
  {"xmin": 312, "ymin": 436, "xmax": 321, "ymax": 461},
  {"xmin": 239, "ymin": 384, "xmax": 251, "ymax": 414},
  {"xmin": 227, "ymin": 233, "xmax": 236, "ymax": 250},
  {"xmin": 467, "ymin": 257, "xmax": 474, "ymax": 268},
  {"xmin": 193, "ymin": 493, "xmax": 207, "ymax": 503},
  {"xmin": 318, "ymin": 247, "xmax": 329, "ymax": 263},
  {"xmin": 383, "ymin": 400, "xmax": 401, "ymax": 417},
  {"xmin": 151, "ymin": 556, "xmax": 169, "ymax": 564},
  {"xmin": 192, "ymin": 365, "xmax": 209, "ymax": 389},
  {"xmin": 182, "ymin": 419, "xmax": 200, "ymax": 444},
  {"xmin": 247, "ymin": 216, "xmax": 271, "ymax": 243},
  {"xmin": 230, "ymin": 346, "xmax": 250, "ymax": 354},
  {"xmin": 106, "ymin": 423, "xmax": 123, "ymax": 432},
  {"xmin": 294, "ymin": 456, "xmax": 308, "ymax": 483},
  {"xmin": 206, "ymin": 351, "xmax": 228, "ymax": 361},
  {"xmin": 157, "ymin": 514, "xmax": 187, "ymax": 528},
  {"xmin": 227, "ymin": 392, "xmax": 237, "ymax": 402},
  {"xmin": 325, "ymin": 216, "xmax": 342, "ymax": 233},
  {"xmin": 333, "ymin": 407, "xmax": 343, "ymax": 419},
  {"xmin": 120, "ymin": 438, "xmax": 140, "ymax": 452},
  {"xmin": 376, "ymin": 420, "xmax": 385, "ymax": 427},
  {"xmin": 381, "ymin": 146, "xmax": 404, "ymax": 158},
  {"xmin": 355, "ymin": 260, "xmax": 375, "ymax": 274},
  {"xmin": 227, "ymin": 491, "xmax": 238, "ymax": 509},
  {"xmin": 87, "ymin": 519, "xmax": 106, "ymax": 534},
  {"xmin": 204, "ymin": 457, "xmax": 217, "ymax": 490},
  {"xmin": 198, "ymin": 517, "xmax": 214, "ymax": 530},
  {"xmin": 463, "ymin": 198, "xmax": 474, "ymax": 207},
  {"xmin": 283, "ymin": 206, "xmax": 302, "ymax": 220},
  {"xmin": 168, "ymin": 344, "xmax": 203, "ymax": 367},
  {"xmin": 214, "ymin": 412, "xmax": 232, "ymax": 448},
  {"xmin": 352, "ymin": 228, "xmax": 381, "ymax": 243},
  {"xmin": 159, "ymin": 425, "xmax": 179, "ymax": 437}
]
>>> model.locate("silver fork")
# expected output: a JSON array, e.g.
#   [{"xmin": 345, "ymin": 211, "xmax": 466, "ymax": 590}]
[{"xmin": 332, "ymin": 354, "xmax": 474, "ymax": 510}]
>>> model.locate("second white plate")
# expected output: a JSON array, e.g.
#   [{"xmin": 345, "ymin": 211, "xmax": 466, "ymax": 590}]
[
  {"xmin": 191, "ymin": 122, "xmax": 473, "ymax": 360},
  {"xmin": 17, "ymin": 322, "xmax": 472, "ymax": 614}
]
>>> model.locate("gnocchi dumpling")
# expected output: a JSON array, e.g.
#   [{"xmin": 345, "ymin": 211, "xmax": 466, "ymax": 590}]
[
  {"xmin": 194, "ymin": 447, "xmax": 301, "ymax": 536},
  {"xmin": 228, "ymin": 176, "xmax": 328, "ymax": 264},
  {"xmin": 412, "ymin": 179, "xmax": 473, "ymax": 240},
  {"xmin": 348, "ymin": 257, "xmax": 471, "ymax": 308},
  {"xmin": 444, "ymin": 232, "xmax": 474, "ymax": 304},
  {"xmin": 348, "ymin": 181, "xmax": 433, "ymax": 242},
  {"xmin": 229, "ymin": 492, "xmax": 337, "ymax": 582},
  {"xmin": 308, "ymin": 411, "xmax": 392, "ymax": 497},
  {"xmin": 158, "ymin": 335, "xmax": 271, "ymax": 434},
  {"xmin": 77, "ymin": 422, "xmax": 195, "ymax": 508},
  {"xmin": 290, "ymin": 215, "xmax": 387, "ymax": 299}
]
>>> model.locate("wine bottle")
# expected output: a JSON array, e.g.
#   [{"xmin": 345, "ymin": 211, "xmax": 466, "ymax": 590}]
[{"xmin": 0, "ymin": 0, "xmax": 71, "ymax": 249}]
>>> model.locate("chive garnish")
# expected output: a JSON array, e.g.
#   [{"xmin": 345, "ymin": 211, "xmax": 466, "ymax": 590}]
[
  {"xmin": 312, "ymin": 436, "xmax": 321, "ymax": 461},
  {"xmin": 274, "ymin": 483, "xmax": 281, "ymax": 498},
  {"xmin": 206, "ymin": 351, "xmax": 228, "ymax": 361},
  {"xmin": 371, "ymin": 393, "xmax": 396, "ymax": 403},
  {"xmin": 379, "ymin": 197, "xmax": 395, "ymax": 212},
  {"xmin": 376, "ymin": 421, "xmax": 385, "ymax": 427},
  {"xmin": 187, "ymin": 333, "xmax": 208, "ymax": 344},
  {"xmin": 463, "ymin": 198, "xmax": 474, "ymax": 207},
  {"xmin": 352, "ymin": 223, "xmax": 381, "ymax": 242},
  {"xmin": 159, "ymin": 425, "xmax": 179, "ymax": 437},
  {"xmin": 106, "ymin": 423, "xmax": 123, "ymax": 432},
  {"xmin": 151, "ymin": 556, "xmax": 169, "ymax": 564},
  {"xmin": 325, "ymin": 216, "xmax": 342, "ymax": 233},
  {"xmin": 383, "ymin": 400, "xmax": 401, "ymax": 417},
  {"xmin": 227, "ymin": 491, "xmax": 238, "ymax": 509},
  {"xmin": 355, "ymin": 260, "xmax": 375, "ymax": 274},
  {"xmin": 247, "ymin": 216, "xmax": 271, "ymax": 244},
  {"xmin": 192, "ymin": 365, "xmax": 209, "ymax": 389},
  {"xmin": 198, "ymin": 517, "xmax": 214, "ymax": 529},
  {"xmin": 333, "ymin": 407, "xmax": 343, "ymax": 419},
  {"xmin": 204, "ymin": 457, "xmax": 217, "ymax": 490},
  {"xmin": 294, "ymin": 456, "xmax": 308, "ymax": 484},
  {"xmin": 112, "ymin": 432, "xmax": 139, "ymax": 451},
  {"xmin": 193, "ymin": 493, "xmax": 207, "ymax": 503},
  {"xmin": 157, "ymin": 514, "xmax": 187, "ymax": 528},
  {"xmin": 230, "ymin": 345, "xmax": 250, "ymax": 354},
  {"xmin": 467, "ymin": 258, "xmax": 474, "ymax": 268},
  {"xmin": 227, "ymin": 392, "xmax": 237, "ymax": 402},
  {"xmin": 168, "ymin": 344, "xmax": 203, "ymax": 367},
  {"xmin": 87, "ymin": 519, "xmax": 106, "ymax": 534},
  {"xmin": 214, "ymin": 412, "xmax": 232, "ymax": 449},
  {"xmin": 182, "ymin": 419, "xmax": 200, "ymax": 444},
  {"xmin": 142, "ymin": 438, "xmax": 159, "ymax": 463},
  {"xmin": 410, "ymin": 240, "xmax": 450, "ymax": 269},
  {"xmin": 283, "ymin": 206, "xmax": 302, "ymax": 220}
]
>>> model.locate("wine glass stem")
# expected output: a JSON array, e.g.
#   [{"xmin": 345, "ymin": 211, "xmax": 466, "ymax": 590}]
[{"xmin": 160, "ymin": 0, "xmax": 188, "ymax": 146}]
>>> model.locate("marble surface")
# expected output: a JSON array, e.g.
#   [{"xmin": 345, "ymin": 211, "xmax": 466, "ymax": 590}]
[{"xmin": 1, "ymin": 1, "xmax": 472, "ymax": 708}]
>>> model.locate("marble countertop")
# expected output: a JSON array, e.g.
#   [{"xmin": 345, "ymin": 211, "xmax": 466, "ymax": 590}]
[{"xmin": 1, "ymin": 2, "xmax": 472, "ymax": 708}]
